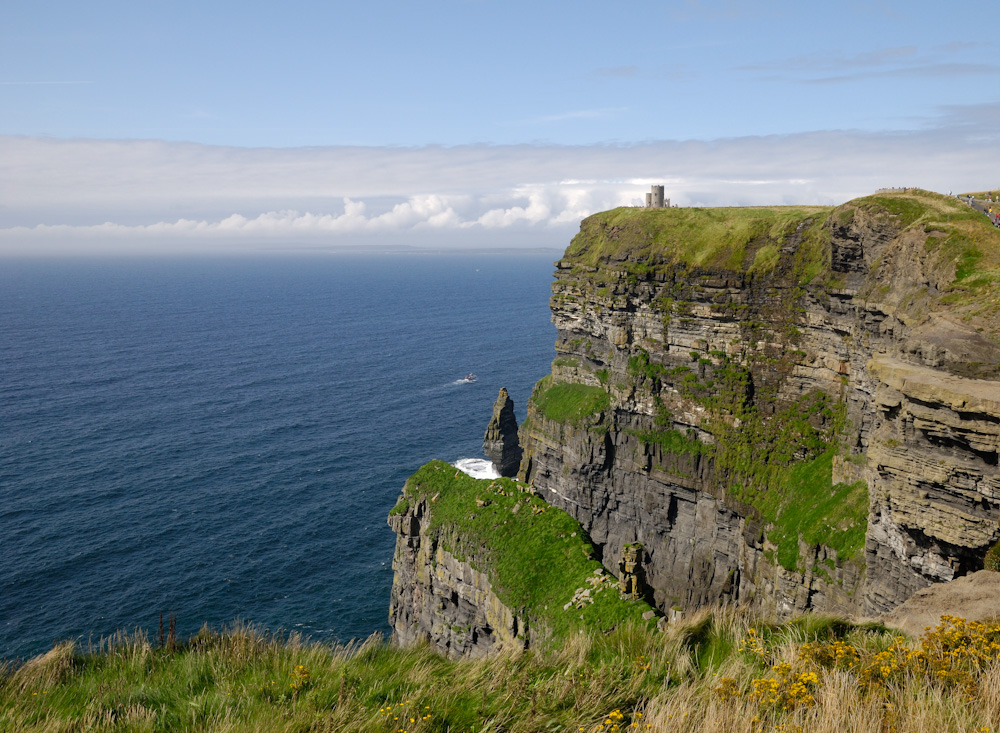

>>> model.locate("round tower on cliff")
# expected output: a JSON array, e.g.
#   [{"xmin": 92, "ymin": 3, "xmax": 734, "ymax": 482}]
[{"xmin": 651, "ymin": 185, "xmax": 665, "ymax": 208}]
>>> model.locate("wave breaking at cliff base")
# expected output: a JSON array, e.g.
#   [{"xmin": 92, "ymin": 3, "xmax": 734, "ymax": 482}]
[{"xmin": 453, "ymin": 458, "xmax": 500, "ymax": 479}]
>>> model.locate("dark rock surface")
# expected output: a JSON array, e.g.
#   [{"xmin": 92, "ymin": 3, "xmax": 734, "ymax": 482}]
[{"xmin": 483, "ymin": 387, "xmax": 522, "ymax": 477}]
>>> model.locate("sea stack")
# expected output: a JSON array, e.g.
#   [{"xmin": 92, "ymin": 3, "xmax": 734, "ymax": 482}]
[{"xmin": 483, "ymin": 387, "xmax": 522, "ymax": 477}]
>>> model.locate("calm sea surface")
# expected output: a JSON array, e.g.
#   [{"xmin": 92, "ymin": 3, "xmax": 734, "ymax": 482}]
[{"xmin": 0, "ymin": 252, "xmax": 558, "ymax": 661}]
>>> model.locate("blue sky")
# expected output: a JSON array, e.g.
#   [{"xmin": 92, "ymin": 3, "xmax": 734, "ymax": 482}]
[{"xmin": 2, "ymin": 0, "xmax": 999, "ymax": 253}]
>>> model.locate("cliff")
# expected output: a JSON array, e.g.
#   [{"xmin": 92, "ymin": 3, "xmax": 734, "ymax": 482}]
[
  {"xmin": 516, "ymin": 189, "xmax": 1000, "ymax": 618},
  {"xmin": 388, "ymin": 189, "xmax": 1000, "ymax": 655},
  {"xmin": 387, "ymin": 462, "xmax": 657, "ymax": 656}
]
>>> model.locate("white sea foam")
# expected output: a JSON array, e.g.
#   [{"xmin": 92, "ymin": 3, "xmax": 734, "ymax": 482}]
[{"xmin": 453, "ymin": 458, "xmax": 500, "ymax": 479}]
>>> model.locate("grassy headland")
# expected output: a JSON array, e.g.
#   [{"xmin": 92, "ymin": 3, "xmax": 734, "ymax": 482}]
[
  {"xmin": 562, "ymin": 189, "xmax": 1000, "ymax": 342},
  {"xmin": 564, "ymin": 205, "xmax": 832, "ymax": 282}
]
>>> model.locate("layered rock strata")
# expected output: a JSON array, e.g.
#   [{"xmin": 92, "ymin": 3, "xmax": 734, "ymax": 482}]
[{"xmin": 517, "ymin": 192, "xmax": 1000, "ymax": 617}]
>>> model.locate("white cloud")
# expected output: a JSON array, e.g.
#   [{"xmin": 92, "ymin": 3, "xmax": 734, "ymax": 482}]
[{"xmin": 2, "ymin": 103, "xmax": 999, "ymax": 254}]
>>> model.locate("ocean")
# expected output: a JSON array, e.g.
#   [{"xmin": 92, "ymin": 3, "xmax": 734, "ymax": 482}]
[{"xmin": 0, "ymin": 251, "xmax": 559, "ymax": 661}]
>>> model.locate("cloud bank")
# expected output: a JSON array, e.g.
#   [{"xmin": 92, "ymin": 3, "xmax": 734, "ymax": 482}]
[{"xmin": 3, "ymin": 103, "xmax": 999, "ymax": 254}]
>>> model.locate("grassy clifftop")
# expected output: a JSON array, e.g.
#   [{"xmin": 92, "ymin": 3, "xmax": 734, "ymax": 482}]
[
  {"xmin": 563, "ymin": 204, "xmax": 833, "ymax": 282},
  {"xmin": 562, "ymin": 190, "xmax": 1000, "ymax": 317}
]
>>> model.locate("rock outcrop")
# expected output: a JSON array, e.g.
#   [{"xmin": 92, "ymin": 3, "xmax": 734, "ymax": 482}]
[
  {"xmin": 618, "ymin": 543, "xmax": 647, "ymax": 600},
  {"xmin": 388, "ymin": 495, "xmax": 528, "ymax": 657},
  {"xmin": 483, "ymin": 387, "xmax": 522, "ymax": 477},
  {"xmin": 387, "ymin": 462, "xmax": 658, "ymax": 656},
  {"xmin": 516, "ymin": 190, "xmax": 1000, "ymax": 618},
  {"xmin": 879, "ymin": 570, "xmax": 1000, "ymax": 638}
]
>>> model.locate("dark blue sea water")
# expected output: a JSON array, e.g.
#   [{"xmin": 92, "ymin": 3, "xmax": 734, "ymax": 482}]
[{"xmin": 0, "ymin": 252, "xmax": 558, "ymax": 661}]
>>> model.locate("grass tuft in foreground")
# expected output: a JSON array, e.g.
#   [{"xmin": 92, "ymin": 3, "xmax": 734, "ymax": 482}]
[{"xmin": 2, "ymin": 611, "xmax": 998, "ymax": 732}]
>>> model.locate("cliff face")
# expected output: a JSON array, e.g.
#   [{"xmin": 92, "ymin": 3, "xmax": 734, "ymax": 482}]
[
  {"xmin": 517, "ymin": 191, "xmax": 1000, "ymax": 617},
  {"xmin": 388, "ymin": 496, "xmax": 529, "ymax": 657}
]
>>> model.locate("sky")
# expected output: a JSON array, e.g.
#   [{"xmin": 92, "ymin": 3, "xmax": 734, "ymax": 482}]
[{"xmin": 2, "ymin": 0, "xmax": 999, "ymax": 254}]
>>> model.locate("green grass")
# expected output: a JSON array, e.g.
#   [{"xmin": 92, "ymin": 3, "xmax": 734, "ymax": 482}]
[
  {"xmin": 563, "ymin": 205, "xmax": 832, "ymax": 282},
  {"xmin": 750, "ymin": 450, "xmax": 869, "ymax": 571},
  {"xmin": 630, "ymin": 427, "xmax": 713, "ymax": 458},
  {"xmin": 0, "ymin": 622, "xmax": 671, "ymax": 732},
  {"xmin": 529, "ymin": 376, "xmax": 610, "ymax": 426},
  {"xmin": 857, "ymin": 194, "xmax": 931, "ymax": 228},
  {"xmin": 958, "ymin": 188, "xmax": 1000, "ymax": 198},
  {"xmin": 5, "ymin": 610, "xmax": 998, "ymax": 732},
  {"xmin": 396, "ymin": 462, "xmax": 656, "ymax": 646},
  {"xmin": 552, "ymin": 356, "xmax": 580, "ymax": 368}
]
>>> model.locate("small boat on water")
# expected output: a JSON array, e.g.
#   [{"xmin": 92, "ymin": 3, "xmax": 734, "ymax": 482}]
[{"xmin": 463, "ymin": 373, "xmax": 477, "ymax": 383}]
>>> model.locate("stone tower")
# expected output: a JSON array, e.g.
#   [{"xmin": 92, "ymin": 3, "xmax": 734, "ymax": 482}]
[
  {"xmin": 645, "ymin": 185, "xmax": 667, "ymax": 208},
  {"xmin": 650, "ymin": 185, "xmax": 664, "ymax": 208}
]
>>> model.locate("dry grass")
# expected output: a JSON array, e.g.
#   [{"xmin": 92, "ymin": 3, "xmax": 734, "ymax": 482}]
[{"xmin": 2, "ymin": 612, "xmax": 998, "ymax": 732}]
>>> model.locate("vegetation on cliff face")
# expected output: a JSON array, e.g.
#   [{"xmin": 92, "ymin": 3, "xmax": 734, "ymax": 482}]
[
  {"xmin": 394, "ymin": 462, "xmax": 655, "ymax": 645},
  {"xmin": 4, "ymin": 611, "xmax": 999, "ymax": 732},
  {"xmin": 529, "ymin": 376, "xmax": 611, "ymax": 428},
  {"xmin": 755, "ymin": 452, "xmax": 868, "ymax": 571},
  {"xmin": 534, "ymin": 189, "xmax": 1000, "ymax": 588},
  {"xmin": 625, "ymin": 345, "xmax": 867, "ymax": 572}
]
